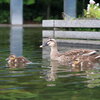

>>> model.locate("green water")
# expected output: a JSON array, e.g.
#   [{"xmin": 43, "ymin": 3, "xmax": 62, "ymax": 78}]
[{"xmin": 0, "ymin": 27, "xmax": 100, "ymax": 100}]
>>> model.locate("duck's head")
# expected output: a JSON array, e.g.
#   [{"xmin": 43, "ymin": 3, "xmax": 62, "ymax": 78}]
[
  {"xmin": 6, "ymin": 54, "xmax": 16, "ymax": 61},
  {"xmin": 40, "ymin": 38, "xmax": 57, "ymax": 48},
  {"xmin": 72, "ymin": 58, "xmax": 80, "ymax": 67}
]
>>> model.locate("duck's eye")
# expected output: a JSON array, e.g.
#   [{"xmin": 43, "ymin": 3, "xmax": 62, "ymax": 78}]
[
  {"xmin": 47, "ymin": 40, "xmax": 52, "ymax": 43},
  {"xmin": 49, "ymin": 39, "xmax": 53, "ymax": 41}
]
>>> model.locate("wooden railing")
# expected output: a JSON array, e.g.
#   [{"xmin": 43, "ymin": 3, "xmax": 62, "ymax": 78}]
[{"xmin": 42, "ymin": 20, "xmax": 100, "ymax": 39}]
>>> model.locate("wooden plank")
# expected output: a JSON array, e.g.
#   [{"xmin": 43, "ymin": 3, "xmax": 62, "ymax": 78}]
[
  {"xmin": 55, "ymin": 20, "xmax": 100, "ymax": 28},
  {"xmin": 43, "ymin": 30, "xmax": 100, "ymax": 39},
  {"xmin": 42, "ymin": 20, "xmax": 54, "ymax": 27},
  {"xmin": 42, "ymin": 30, "xmax": 54, "ymax": 37},
  {"xmin": 42, "ymin": 20, "xmax": 100, "ymax": 28}
]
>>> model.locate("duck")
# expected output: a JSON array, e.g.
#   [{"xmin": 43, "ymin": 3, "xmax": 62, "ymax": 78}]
[
  {"xmin": 6, "ymin": 54, "xmax": 32, "ymax": 68},
  {"xmin": 72, "ymin": 54, "xmax": 100, "ymax": 68},
  {"xmin": 40, "ymin": 38, "xmax": 99, "ymax": 65}
]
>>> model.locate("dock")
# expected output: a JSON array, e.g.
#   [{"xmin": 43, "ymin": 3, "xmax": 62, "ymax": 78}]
[{"xmin": 42, "ymin": 19, "xmax": 100, "ymax": 39}]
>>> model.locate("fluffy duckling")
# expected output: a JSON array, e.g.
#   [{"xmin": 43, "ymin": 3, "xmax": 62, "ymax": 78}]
[
  {"xmin": 72, "ymin": 54, "xmax": 100, "ymax": 68},
  {"xmin": 40, "ymin": 38, "xmax": 99, "ymax": 64},
  {"xmin": 6, "ymin": 54, "xmax": 32, "ymax": 68}
]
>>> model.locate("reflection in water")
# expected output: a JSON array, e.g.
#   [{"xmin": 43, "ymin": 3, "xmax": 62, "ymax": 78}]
[
  {"xmin": 46, "ymin": 61, "xmax": 59, "ymax": 81},
  {"xmin": 40, "ymin": 61, "xmax": 100, "ymax": 88},
  {"xmin": 1, "ymin": 27, "xmax": 100, "ymax": 100},
  {"xmin": 42, "ymin": 60, "xmax": 71, "ymax": 82},
  {"xmin": 42, "ymin": 60, "xmax": 100, "ymax": 88},
  {"xmin": 7, "ymin": 63, "xmax": 26, "ymax": 68},
  {"xmin": 10, "ymin": 26, "xmax": 23, "ymax": 56}
]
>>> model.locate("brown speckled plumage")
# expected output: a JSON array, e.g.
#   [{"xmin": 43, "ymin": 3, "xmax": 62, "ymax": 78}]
[
  {"xmin": 72, "ymin": 54, "xmax": 100, "ymax": 67},
  {"xmin": 6, "ymin": 54, "xmax": 32, "ymax": 68},
  {"xmin": 40, "ymin": 38, "xmax": 100, "ymax": 66}
]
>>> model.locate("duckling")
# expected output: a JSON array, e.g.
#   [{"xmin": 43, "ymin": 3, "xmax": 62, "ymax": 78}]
[
  {"xmin": 40, "ymin": 38, "xmax": 99, "ymax": 64},
  {"xmin": 6, "ymin": 54, "xmax": 32, "ymax": 68},
  {"xmin": 72, "ymin": 54, "xmax": 100, "ymax": 68}
]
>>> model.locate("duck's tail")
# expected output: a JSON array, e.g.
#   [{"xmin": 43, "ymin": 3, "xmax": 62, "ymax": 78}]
[
  {"xmin": 95, "ymin": 55, "xmax": 100, "ymax": 60},
  {"xmin": 83, "ymin": 50, "xmax": 97, "ymax": 56}
]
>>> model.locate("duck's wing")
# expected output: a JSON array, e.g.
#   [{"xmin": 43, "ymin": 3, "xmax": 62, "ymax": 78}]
[
  {"xmin": 18, "ymin": 56, "xmax": 32, "ymax": 64},
  {"xmin": 95, "ymin": 55, "xmax": 100, "ymax": 60},
  {"xmin": 63, "ymin": 49, "xmax": 97, "ymax": 56}
]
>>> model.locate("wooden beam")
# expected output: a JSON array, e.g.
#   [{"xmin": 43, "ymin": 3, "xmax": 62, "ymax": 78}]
[
  {"xmin": 42, "ymin": 20, "xmax": 100, "ymax": 28},
  {"xmin": 43, "ymin": 30, "xmax": 100, "ymax": 39}
]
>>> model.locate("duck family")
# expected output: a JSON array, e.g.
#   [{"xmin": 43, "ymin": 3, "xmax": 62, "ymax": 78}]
[
  {"xmin": 5, "ymin": 38, "xmax": 100, "ymax": 68},
  {"xmin": 40, "ymin": 38, "xmax": 100, "ymax": 67},
  {"xmin": 6, "ymin": 54, "xmax": 32, "ymax": 68}
]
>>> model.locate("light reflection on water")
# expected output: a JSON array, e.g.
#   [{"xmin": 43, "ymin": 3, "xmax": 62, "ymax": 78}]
[
  {"xmin": 10, "ymin": 26, "xmax": 23, "ymax": 56},
  {"xmin": 0, "ymin": 27, "xmax": 100, "ymax": 100}
]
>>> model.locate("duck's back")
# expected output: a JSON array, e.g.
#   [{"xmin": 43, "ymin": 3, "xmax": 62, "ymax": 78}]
[{"xmin": 64, "ymin": 49, "xmax": 96, "ymax": 56}]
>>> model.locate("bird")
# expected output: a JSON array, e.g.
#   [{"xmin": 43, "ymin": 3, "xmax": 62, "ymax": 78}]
[
  {"xmin": 72, "ymin": 54, "xmax": 100, "ymax": 68},
  {"xmin": 40, "ymin": 38, "xmax": 100, "ymax": 66},
  {"xmin": 6, "ymin": 54, "xmax": 32, "ymax": 68}
]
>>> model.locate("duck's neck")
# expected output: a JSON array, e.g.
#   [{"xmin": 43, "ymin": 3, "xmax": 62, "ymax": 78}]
[{"xmin": 50, "ymin": 46, "xmax": 59, "ymax": 60}]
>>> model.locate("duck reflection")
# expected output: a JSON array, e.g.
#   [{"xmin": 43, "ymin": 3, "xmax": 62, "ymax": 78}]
[
  {"xmin": 46, "ymin": 61, "xmax": 60, "ymax": 81},
  {"xmin": 45, "ymin": 60, "xmax": 71, "ymax": 81},
  {"xmin": 44, "ymin": 59, "xmax": 100, "ymax": 82}
]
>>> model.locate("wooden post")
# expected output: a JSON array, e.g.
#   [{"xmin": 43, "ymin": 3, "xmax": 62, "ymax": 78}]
[
  {"xmin": 64, "ymin": 0, "xmax": 77, "ymax": 18},
  {"xmin": 10, "ymin": 0, "xmax": 23, "ymax": 24}
]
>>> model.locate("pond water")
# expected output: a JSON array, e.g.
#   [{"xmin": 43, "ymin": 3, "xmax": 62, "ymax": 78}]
[{"xmin": 0, "ymin": 27, "xmax": 100, "ymax": 100}]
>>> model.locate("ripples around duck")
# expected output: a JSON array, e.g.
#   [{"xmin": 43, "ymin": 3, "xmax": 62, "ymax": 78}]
[{"xmin": 0, "ymin": 27, "xmax": 100, "ymax": 100}]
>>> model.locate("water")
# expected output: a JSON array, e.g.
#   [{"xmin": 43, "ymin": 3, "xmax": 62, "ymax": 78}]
[{"xmin": 0, "ymin": 27, "xmax": 100, "ymax": 100}]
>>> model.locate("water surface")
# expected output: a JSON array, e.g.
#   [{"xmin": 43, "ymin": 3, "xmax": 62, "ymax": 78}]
[{"xmin": 0, "ymin": 27, "xmax": 100, "ymax": 100}]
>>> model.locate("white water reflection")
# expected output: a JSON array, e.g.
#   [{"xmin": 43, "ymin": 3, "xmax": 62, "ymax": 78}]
[{"xmin": 10, "ymin": 27, "xmax": 23, "ymax": 56}]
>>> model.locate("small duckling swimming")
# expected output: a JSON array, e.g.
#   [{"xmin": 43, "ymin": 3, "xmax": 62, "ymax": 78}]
[
  {"xmin": 72, "ymin": 54, "xmax": 100, "ymax": 68},
  {"xmin": 6, "ymin": 54, "xmax": 32, "ymax": 68}
]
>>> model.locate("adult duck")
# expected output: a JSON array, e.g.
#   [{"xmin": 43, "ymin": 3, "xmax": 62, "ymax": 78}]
[{"xmin": 40, "ymin": 38, "xmax": 99, "ymax": 65}]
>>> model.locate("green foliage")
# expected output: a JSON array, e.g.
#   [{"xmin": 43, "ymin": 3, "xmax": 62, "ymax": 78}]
[
  {"xmin": 0, "ymin": 0, "xmax": 63, "ymax": 23},
  {"xmin": 0, "ymin": 0, "xmax": 36, "ymax": 5},
  {"xmin": 0, "ymin": 11, "xmax": 10, "ymax": 23},
  {"xmin": 33, "ymin": 16, "xmax": 43, "ymax": 22},
  {"xmin": 24, "ymin": 0, "xmax": 35, "ymax": 5},
  {"xmin": 0, "ymin": 3, "xmax": 10, "ymax": 24},
  {"xmin": 84, "ymin": 0, "xmax": 100, "ymax": 19},
  {"xmin": 0, "ymin": 0, "xmax": 10, "ymax": 3}
]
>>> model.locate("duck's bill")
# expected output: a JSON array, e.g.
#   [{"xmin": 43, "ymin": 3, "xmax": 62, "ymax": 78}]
[
  {"xmin": 40, "ymin": 45, "xmax": 43, "ymax": 48},
  {"xmin": 40, "ymin": 42, "xmax": 48, "ymax": 48}
]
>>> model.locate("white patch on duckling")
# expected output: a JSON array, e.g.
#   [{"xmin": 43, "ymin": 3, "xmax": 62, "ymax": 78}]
[
  {"xmin": 8, "ymin": 60, "xmax": 11, "ymax": 64},
  {"xmin": 22, "ymin": 59, "xmax": 25, "ymax": 62},
  {"xmin": 14, "ymin": 59, "xmax": 17, "ymax": 62}
]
